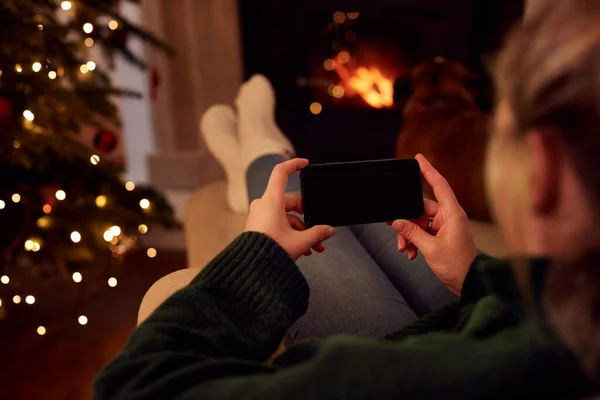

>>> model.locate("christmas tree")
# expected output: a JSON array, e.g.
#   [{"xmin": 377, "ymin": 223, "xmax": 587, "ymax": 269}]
[{"xmin": 0, "ymin": 0, "xmax": 179, "ymax": 320}]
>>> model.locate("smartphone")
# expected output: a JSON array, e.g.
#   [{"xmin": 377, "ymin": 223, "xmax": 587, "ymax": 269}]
[{"xmin": 300, "ymin": 158, "xmax": 424, "ymax": 227}]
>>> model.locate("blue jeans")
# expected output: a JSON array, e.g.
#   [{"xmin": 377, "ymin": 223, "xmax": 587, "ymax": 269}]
[{"xmin": 247, "ymin": 155, "xmax": 457, "ymax": 343}]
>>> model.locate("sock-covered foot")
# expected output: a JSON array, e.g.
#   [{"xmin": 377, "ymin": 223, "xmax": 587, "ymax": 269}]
[
  {"xmin": 235, "ymin": 74, "xmax": 295, "ymax": 169},
  {"xmin": 200, "ymin": 105, "xmax": 248, "ymax": 213}
]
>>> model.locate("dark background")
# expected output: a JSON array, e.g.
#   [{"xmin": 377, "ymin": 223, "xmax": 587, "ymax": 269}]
[{"xmin": 239, "ymin": 0, "xmax": 524, "ymax": 162}]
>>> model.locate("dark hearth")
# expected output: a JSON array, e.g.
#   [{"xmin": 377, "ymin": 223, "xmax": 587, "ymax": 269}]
[{"xmin": 239, "ymin": 0, "xmax": 524, "ymax": 163}]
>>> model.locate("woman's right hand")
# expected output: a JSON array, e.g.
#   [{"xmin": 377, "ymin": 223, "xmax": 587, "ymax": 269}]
[{"xmin": 392, "ymin": 154, "xmax": 478, "ymax": 296}]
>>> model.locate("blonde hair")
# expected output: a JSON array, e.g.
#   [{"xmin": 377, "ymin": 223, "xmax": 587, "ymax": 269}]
[
  {"xmin": 496, "ymin": 0, "xmax": 600, "ymax": 381},
  {"xmin": 496, "ymin": 0, "xmax": 600, "ymax": 209}
]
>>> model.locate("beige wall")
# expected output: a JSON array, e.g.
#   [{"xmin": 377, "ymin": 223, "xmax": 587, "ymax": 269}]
[{"xmin": 141, "ymin": 0, "xmax": 244, "ymax": 190}]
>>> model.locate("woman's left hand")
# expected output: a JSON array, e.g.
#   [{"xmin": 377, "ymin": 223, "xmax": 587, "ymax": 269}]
[{"xmin": 244, "ymin": 158, "xmax": 336, "ymax": 261}]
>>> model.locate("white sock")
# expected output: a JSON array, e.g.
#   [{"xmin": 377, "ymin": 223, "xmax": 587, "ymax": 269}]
[
  {"xmin": 200, "ymin": 105, "xmax": 248, "ymax": 213},
  {"xmin": 235, "ymin": 74, "xmax": 295, "ymax": 170}
]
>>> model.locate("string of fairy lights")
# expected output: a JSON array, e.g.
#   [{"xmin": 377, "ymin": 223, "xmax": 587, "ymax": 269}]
[{"xmin": 0, "ymin": 0, "xmax": 159, "ymax": 335}]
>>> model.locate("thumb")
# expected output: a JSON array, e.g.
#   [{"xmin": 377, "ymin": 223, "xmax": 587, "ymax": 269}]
[
  {"xmin": 392, "ymin": 219, "xmax": 434, "ymax": 251},
  {"xmin": 300, "ymin": 225, "xmax": 336, "ymax": 247}
]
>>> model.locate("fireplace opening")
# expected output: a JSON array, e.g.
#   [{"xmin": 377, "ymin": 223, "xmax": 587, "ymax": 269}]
[{"xmin": 239, "ymin": 0, "xmax": 524, "ymax": 163}]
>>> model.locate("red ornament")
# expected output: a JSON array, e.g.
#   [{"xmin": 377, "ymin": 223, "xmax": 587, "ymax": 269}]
[
  {"xmin": 0, "ymin": 96, "xmax": 13, "ymax": 125},
  {"xmin": 93, "ymin": 129, "xmax": 118, "ymax": 153}
]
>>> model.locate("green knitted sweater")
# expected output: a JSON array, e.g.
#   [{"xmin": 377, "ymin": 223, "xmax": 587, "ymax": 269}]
[{"xmin": 94, "ymin": 232, "xmax": 596, "ymax": 399}]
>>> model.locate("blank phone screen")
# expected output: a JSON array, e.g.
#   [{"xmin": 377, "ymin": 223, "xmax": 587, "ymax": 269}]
[{"xmin": 300, "ymin": 158, "xmax": 424, "ymax": 227}]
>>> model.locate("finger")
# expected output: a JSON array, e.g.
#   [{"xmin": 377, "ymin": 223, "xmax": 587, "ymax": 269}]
[
  {"xmin": 407, "ymin": 245, "xmax": 418, "ymax": 260},
  {"xmin": 284, "ymin": 194, "xmax": 304, "ymax": 214},
  {"xmin": 287, "ymin": 214, "xmax": 307, "ymax": 231},
  {"xmin": 397, "ymin": 234, "xmax": 408, "ymax": 252},
  {"xmin": 264, "ymin": 159, "xmax": 309, "ymax": 203},
  {"xmin": 300, "ymin": 225, "xmax": 336, "ymax": 249},
  {"xmin": 392, "ymin": 219, "xmax": 435, "ymax": 253},
  {"xmin": 303, "ymin": 249, "xmax": 312, "ymax": 257},
  {"xmin": 312, "ymin": 243, "xmax": 326, "ymax": 253},
  {"xmin": 415, "ymin": 154, "xmax": 460, "ymax": 208},
  {"xmin": 423, "ymin": 199, "xmax": 439, "ymax": 218}
]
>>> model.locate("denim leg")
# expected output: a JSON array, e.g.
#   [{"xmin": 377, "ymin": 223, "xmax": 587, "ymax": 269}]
[
  {"xmin": 290, "ymin": 227, "xmax": 418, "ymax": 342},
  {"xmin": 349, "ymin": 223, "xmax": 457, "ymax": 316}
]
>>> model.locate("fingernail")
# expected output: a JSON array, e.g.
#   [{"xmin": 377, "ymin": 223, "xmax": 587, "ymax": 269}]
[
  {"xmin": 395, "ymin": 220, "xmax": 406, "ymax": 232},
  {"xmin": 326, "ymin": 227, "xmax": 336, "ymax": 238}
]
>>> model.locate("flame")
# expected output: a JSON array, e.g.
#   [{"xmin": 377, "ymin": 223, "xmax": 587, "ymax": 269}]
[{"xmin": 334, "ymin": 64, "xmax": 394, "ymax": 109}]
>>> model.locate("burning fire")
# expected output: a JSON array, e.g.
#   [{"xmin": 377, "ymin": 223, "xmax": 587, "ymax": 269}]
[{"xmin": 334, "ymin": 63, "xmax": 395, "ymax": 109}]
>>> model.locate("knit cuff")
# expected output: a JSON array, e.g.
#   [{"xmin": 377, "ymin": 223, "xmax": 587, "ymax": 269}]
[
  {"xmin": 193, "ymin": 232, "xmax": 309, "ymax": 328},
  {"xmin": 460, "ymin": 253, "xmax": 492, "ymax": 304}
]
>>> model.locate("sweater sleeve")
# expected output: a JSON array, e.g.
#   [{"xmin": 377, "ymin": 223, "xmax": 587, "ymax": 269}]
[
  {"xmin": 94, "ymin": 232, "xmax": 308, "ymax": 399},
  {"xmin": 94, "ymin": 235, "xmax": 582, "ymax": 400},
  {"xmin": 460, "ymin": 253, "xmax": 498, "ymax": 303}
]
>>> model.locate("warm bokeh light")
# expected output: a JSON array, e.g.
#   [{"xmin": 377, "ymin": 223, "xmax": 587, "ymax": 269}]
[
  {"xmin": 23, "ymin": 110, "xmax": 34, "ymax": 121},
  {"xmin": 78, "ymin": 315, "xmax": 88, "ymax": 325},
  {"xmin": 48, "ymin": 71, "xmax": 57, "ymax": 79},
  {"xmin": 61, "ymin": 1, "xmax": 72, "ymax": 10},
  {"xmin": 70, "ymin": 231, "xmax": 81, "ymax": 243},
  {"xmin": 37, "ymin": 326, "xmax": 46, "ymax": 335},
  {"xmin": 85, "ymin": 38, "xmax": 94, "ymax": 47},
  {"xmin": 324, "ymin": 59, "xmax": 335, "ymax": 71},
  {"xmin": 13, "ymin": 295, "xmax": 21, "ymax": 304},
  {"xmin": 43, "ymin": 204, "xmax": 52, "ymax": 213},
  {"xmin": 125, "ymin": 181, "xmax": 135, "ymax": 191},
  {"xmin": 1, "ymin": 275, "xmax": 9, "ymax": 284},
  {"xmin": 87, "ymin": 61, "xmax": 96, "ymax": 71},
  {"xmin": 310, "ymin": 102, "xmax": 323, "ymax": 115},
  {"xmin": 103, "ymin": 230, "xmax": 114, "ymax": 242},
  {"xmin": 108, "ymin": 20, "xmax": 119, "ymax": 30},
  {"xmin": 25, "ymin": 295, "xmax": 35, "ymax": 304},
  {"xmin": 72, "ymin": 272, "xmax": 82, "ymax": 283},
  {"xmin": 12, "ymin": 193, "xmax": 20, "ymax": 203},
  {"xmin": 37, "ymin": 217, "xmax": 51, "ymax": 228},
  {"xmin": 15, "ymin": 64, "xmax": 23, "ymax": 73},
  {"xmin": 95, "ymin": 195, "xmax": 107, "ymax": 208},
  {"xmin": 337, "ymin": 51, "xmax": 350, "ymax": 64},
  {"xmin": 90, "ymin": 154, "xmax": 100, "ymax": 165},
  {"xmin": 139, "ymin": 199, "xmax": 150, "ymax": 210},
  {"xmin": 110, "ymin": 226, "xmax": 122, "ymax": 237},
  {"xmin": 83, "ymin": 23, "xmax": 93, "ymax": 34},
  {"xmin": 108, "ymin": 277, "xmax": 118, "ymax": 287},
  {"xmin": 32, "ymin": 62, "xmax": 42, "ymax": 72},
  {"xmin": 333, "ymin": 11, "xmax": 346, "ymax": 24},
  {"xmin": 55, "ymin": 190, "xmax": 66, "ymax": 201},
  {"xmin": 147, "ymin": 248, "xmax": 157, "ymax": 258},
  {"xmin": 0, "ymin": 200, "xmax": 4, "ymax": 209},
  {"xmin": 332, "ymin": 85, "xmax": 345, "ymax": 98},
  {"xmin": 24, "ymin": 239, "xmax": 34, "ymax": 251},
  {"xmin": 138, "ymin": 224, "xmax": 148, "ymax": 234},
  {"xmin": 347, "ymin": 12, "xmax": 360, "ymax": 19},
  {"xmin": 80, "ymin": 64, "xmax": 89, "ymax": 74},
  {"xmin": 32, "ymin": 242, "xmax": 41, "ymax": 252}
]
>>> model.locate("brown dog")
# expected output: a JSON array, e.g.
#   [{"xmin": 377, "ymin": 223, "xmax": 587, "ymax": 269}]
[{"xmin": 394, "ymin": 58, "xmax": 491, "ymax": 222}]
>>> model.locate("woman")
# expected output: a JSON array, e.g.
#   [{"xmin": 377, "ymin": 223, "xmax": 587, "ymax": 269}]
[{"xmin": 95, "ymin": 1, "xmax": 599, "ymax": 398}]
